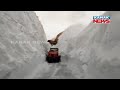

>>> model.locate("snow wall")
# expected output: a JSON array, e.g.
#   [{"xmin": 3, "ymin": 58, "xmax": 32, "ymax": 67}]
[{"xmin": 57, "ymin": 11, "xmax": 120, "ymax": 79}]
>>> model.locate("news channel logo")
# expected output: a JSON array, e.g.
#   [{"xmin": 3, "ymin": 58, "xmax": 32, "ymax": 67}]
[{"xmin": 93, "ymin": 16, "xmax": 111, "ymax": 24}]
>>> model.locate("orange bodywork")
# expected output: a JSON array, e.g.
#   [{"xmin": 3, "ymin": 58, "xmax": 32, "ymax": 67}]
[
  {"xmin": 46, "ymin": 48, "xmax": 61, "ymax": 63},
  {"xmin": 48, "ymin": 51, "xmax": 59, "ymax": 58}
]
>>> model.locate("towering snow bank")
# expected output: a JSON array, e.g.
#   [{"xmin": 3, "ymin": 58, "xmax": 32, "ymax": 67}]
[
  {"xmin": 0, "ymin": 11, "xmax": 48, "ymax": 79},
  {"xmin": 58, "ymin": 11, "xmax": 120, "ymax": 79},
  {"xmin": 57, "ymin": 24, "xmax": 86, "ymax": 55}
]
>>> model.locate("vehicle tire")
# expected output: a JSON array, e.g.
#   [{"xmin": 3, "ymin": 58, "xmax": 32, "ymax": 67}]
[
  {"xmin": 46, "ymin": 56, "xmax": 51, "ymax": 63},
  {"xmin": 57, "ymin": 56, "xmax": 61, "ymax": 62}
]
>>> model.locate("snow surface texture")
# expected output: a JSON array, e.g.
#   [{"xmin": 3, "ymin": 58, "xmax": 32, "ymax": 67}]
[
  {"xmin": 1, "ymin": 11, "xmax": 120, "ymax": 79},
  {"xmin": 0, "ymin": 11, "xmax": 50, "ymax": 79},
  {"xmin": 57, "ymin": 11, "xmax": 120, "ymax": 79}
]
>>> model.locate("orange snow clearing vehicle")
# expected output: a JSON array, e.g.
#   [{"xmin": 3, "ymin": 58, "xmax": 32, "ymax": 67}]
[{"xmin": 46, "ymin": 48, "xmax": 61, "ymax": 63}]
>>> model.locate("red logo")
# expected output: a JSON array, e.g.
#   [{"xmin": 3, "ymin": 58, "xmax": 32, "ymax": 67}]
[{"xmin": 93, "ymin": 16, "xmax": 111, "ymax": 24}]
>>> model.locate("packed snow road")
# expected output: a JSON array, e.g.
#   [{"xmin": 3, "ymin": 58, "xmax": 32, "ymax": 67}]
[{"xmin": 32, "ymin": 55, "xmax": 86, "ymax": 79}]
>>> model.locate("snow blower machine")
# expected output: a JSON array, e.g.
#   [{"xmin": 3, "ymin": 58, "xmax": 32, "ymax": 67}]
[{"xmin": 46, "ymin": 48, "xmax": 61, "ymax": 63}]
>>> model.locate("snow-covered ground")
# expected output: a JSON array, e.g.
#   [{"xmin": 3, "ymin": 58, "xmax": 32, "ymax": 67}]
[
  {"xmin": 0, "ymin": 11, "xmax": 50, "ymax": 79},
  {"xmin": 1, "ymin": 11, "xmax": 120, "ymax": 79},
  {"xmin": 56, "ymin": 11, "xmax": 120, "ymax": 79}
]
